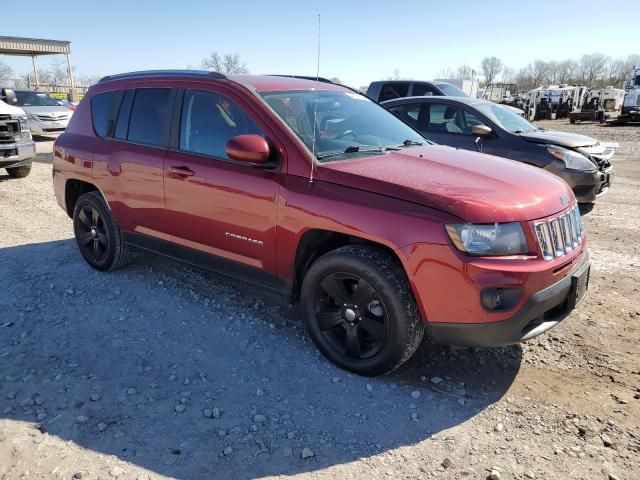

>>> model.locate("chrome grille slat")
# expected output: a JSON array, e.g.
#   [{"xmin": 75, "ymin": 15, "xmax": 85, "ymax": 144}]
[
  {"xmin": 535, "ymin": 205, "xmax": 584, "ymax": 261},
  {"xmin": 36, "ymin": 114, "xmax": 69, "ymax": 122},
  {"xmin": 548, "ymin": 219, "xmax": 564, "ymax": 257}
]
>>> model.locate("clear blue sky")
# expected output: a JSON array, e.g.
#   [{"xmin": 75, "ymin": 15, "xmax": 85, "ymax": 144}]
[{"xmin": 2, "ymin": 0, "xmax": 639, "ymax": 88}]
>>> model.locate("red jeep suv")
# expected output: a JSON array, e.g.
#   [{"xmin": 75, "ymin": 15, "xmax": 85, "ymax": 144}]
[{"xmin": 52, "ymin": 71, "xmax": 590, "ymax": 376}]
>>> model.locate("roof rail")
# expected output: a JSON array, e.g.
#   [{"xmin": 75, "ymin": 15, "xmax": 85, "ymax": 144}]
[
  {"xmin": 267, "ymin": 75, "xmax": 364, "ymax": 95},
  {"xmin": 98, "ymin": 70, "xmax": 226, "ymax": 83},
  {"xmin": 268, "ymin": 75, "xmax": 335, "ymax": 84}
]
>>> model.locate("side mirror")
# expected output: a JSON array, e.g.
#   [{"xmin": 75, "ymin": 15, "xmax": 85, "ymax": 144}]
[
  {"xmin": 472, "ymin": 124, "xmax": 492, "ymax": 137},
  {"xmin": 226, "ymin": 134, "xmax": 270, "ymax": 164},
  {"xmin": 1, "ymin": 88, "xmax": 17, "ymax": 105}
]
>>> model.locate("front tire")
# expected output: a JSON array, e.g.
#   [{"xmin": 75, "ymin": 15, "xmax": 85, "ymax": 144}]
[
  {"xmin": 73, "ymin": 191, "xmax": 131, "ymax": 271},
  {"xmin": 6, "ymin": 164, "xmax": 32, "ymax": 178},
  {"xmin": 301, "ymin": 245, "xmax": 424, "ymax": 376}
]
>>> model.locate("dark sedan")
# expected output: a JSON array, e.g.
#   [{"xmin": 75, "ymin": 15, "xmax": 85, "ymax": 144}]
[{"xmin": 383, "ymin": 96, "xmax": 615, "ymax": 203}]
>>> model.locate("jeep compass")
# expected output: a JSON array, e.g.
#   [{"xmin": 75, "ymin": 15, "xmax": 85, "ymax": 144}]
[{"xmin": 52, "ymin": 71, "xmax": 590, "ymax": 376}]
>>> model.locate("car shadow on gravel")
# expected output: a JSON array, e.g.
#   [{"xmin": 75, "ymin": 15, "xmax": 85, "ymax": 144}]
[{"xmin": 0, "ymin": 240, "xmax": 522, "ymax": 479}]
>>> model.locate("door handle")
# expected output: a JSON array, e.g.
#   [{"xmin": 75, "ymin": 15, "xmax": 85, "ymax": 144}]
[{"xmin": 169, "ymin": 166, "xmax": 195, "ymax": 177}]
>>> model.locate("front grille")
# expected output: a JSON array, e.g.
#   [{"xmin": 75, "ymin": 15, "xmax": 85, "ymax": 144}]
[
  {"xmin": 0, "ymin": 119, "xmax": 19, "ymax": 144},
  {"xmin": 535, "ymin": 205, "xmax": 584, "ymax": 261},
  {"xmin": 36, "ymin": 114, "xmax": 69, "ymax": 122}
]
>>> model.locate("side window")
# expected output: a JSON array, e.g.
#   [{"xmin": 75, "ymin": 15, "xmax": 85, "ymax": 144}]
[
  {"xmin": 412, "ymin": 83, "xmax": 437, "ymax": 97},
  {"xmin": 91, "ymin": 91, "xmax": 119, "ymax": 137},
  {"xmin": 387, "ymin": 103, "xmax": 421, "ymax": 129},
  {"xmin": 127, "ymin": 88, "xmax": 173, "ymax": 147},
  {"xmin": 179, "ymin": 89, "xmax": 264, "ymax": 160},
  {"xmin": 378, "ymin": 83, "xmax": 409, "ymax": 102},
  {"xmin": 114, "ymin": 90, "xmax": 135, "ymax": 140},
  {"xmin": 425, "ymin": 103, "xmax": 464, "ymax": 134}
]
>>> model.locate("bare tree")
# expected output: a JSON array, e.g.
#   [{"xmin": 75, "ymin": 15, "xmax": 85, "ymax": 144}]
[
  {"xmin": 48, "ymin": 59, "xmax": 69, "ymax": 85},
  {"xmin": 481, "ymin": 56, "xmax": 504, "ymax": 85},
  {"xmin": 456, "ymin": 64, "xmax": 474, "ymax": 79},
  {"xmin": 201, "ymin": 52, "xmax": 249, "ymax": 74},
  {"xmin": 604, "ymin": 58, "xmax": 626, "ymax": 87},
  {"xmin": 436, "ymin": 67, "xmax": 456, "ymax": 79},
  {"xmin": 545, "ymin": 61, "xmax": 559, "ymax": 84},
  {"xmin": 0, "ymin": 61, "xmax": 14, "ymax": 83},
  {"xmin": 499, "ymin": 66, "xmax": 514, "ymax": 84},
  {"xmin": 75, "ymin": 73, "xmax": 102, "ymax": 87},
  {"xmin": 555, "ymin": 60, "xmax": 578, "ymax": 84},
  {"xmin": 578, "ymin": 53, "xmax": 608, "ymax": 85},
  {"xmin": 530, "ymin": 60, "xmax": 550, "ymax": 86}
]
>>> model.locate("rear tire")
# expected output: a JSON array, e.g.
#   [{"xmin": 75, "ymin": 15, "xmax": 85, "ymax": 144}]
[
  {"xmin": 301, "ymin": 245, "xmax": 424, "ymax": 376},
  {"xmin": 6, "ymin": 164, "xmax": 32, "ymax": 178},
  {"xmin": 72, "ymin": 191, "xmax": 131, "ymax": 271}
]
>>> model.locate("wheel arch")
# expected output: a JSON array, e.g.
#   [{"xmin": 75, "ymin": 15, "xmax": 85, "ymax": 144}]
[
  {"xmin": 64, "ymin": 179, "xmax": 105, "ymax": 218},
  {"xmin": 290, "ymin": 229, "xmax": 408, "ymax": 303}
]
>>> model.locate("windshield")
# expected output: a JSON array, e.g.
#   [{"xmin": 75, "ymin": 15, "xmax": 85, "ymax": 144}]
[
  {"xmin": 436, "ymin": 83, "xmax": 469, "ymax": 97},
  {"xmin": 15, "ymin": 92, "xmax": 61, "ymax": 107},
  {"xmin": 260, "ymin": 90, "xmax": 425, "ymax": 162},
  {"xmin": 475, "ymin": 103, "xmax": 537, "ymax": 133}
]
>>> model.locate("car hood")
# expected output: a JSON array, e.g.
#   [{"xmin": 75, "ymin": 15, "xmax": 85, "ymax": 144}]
[
  {"xmin": 317, "ymin": 145, "xmax": 573, "ymax": 223},
  {"xmin": 519, "ymin": 130, "xmax": 597, "ymax": 148},
  {"xmin": 0, "ymin": 100, "xmax": 26, "ymax": 116},
  {"xmin": 20, "ymin": 106, "xmax": 72, "ymax": 116},
  {"xmin": 501, "ymin": 104, "xmax": 525, "ymax": 116}
]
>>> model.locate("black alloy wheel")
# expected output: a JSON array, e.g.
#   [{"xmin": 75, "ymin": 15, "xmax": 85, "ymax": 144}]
[
  {"xmin": 76, "ymin": 205, "xmax": 109, "ymax": 263},
  {"xmin": 72, "ymin": 191, "xmax": 131, "ymax": 271},
  {"xmin": 314, "ymin": 272, "xmax": 389, "ymax": 360},
  {"xmin": 301, "ymin": 245, "xmax": 424, "ymax": 376}
]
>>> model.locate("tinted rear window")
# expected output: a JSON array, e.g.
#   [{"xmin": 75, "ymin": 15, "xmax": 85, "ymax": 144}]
[
  {"xmin": 114, "ymin": 90, "xmax": 135, "ymax": 140},
  {"xmin": 127, "ymin": 88, "xmax": 172, "ymax": 147},
  {"xmin": 378, "ymin": 83, "xmax": 410, "ymax": 102},
  {"xmin": 91, "ymin": 91, "xmax": 119, "ymax": 137}
]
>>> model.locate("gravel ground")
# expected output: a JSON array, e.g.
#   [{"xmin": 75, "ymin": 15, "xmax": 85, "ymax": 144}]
[{"xmin": 0, "ymin": 125, "xmax": 639, "ymax": 480}]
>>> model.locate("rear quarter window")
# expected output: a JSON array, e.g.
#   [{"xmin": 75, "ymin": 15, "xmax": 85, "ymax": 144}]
[
  {"xmin": 127, "ymin": 88, "xmax": 173, "ymax": 147},
  {"xmin": 91, "ymin": 91, "xmax": 119, "ymax": 137}
]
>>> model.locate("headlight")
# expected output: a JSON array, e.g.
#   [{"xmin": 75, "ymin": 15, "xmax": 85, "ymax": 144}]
[
  {"xmin": 26, "ymin": 113, "xmax": 39, "ymax": 122},
  {"xmin": 547, "ymin": 145, "xmax": 596, "ymax": 172},
  {"xmin": 16, "ymin": 115, "xmax": 30, "ymax": 131},
  {"xmin": 445, "ymin": 222, "xmax": 528, "ymax": 255}
]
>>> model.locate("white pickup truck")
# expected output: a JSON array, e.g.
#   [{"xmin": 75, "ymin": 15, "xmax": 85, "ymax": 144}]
[{"xmin": 1, "ymin": 88, "xmax": 36, "ymax": 178}]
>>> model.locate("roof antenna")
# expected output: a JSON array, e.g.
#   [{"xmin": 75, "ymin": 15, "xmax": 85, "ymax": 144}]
[{"xmin": 309, "ymin": 13, "xmax": 321, "ymax": 184}]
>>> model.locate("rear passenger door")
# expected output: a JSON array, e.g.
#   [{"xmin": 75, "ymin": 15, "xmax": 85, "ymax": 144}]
[
  {"xmin": 92, "ymin": 85, "xmax": 176, "ymax": 241},
  {"xmin": 162, "ymin": 84, "xmax": 281, "ymax": 275}
]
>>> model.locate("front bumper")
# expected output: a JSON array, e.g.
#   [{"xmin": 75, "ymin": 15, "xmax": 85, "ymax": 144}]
[
  {"xmin": 547, "ymin": 162, "xmax": 614, "ymax": 203},
  {"xmin": 568, "ymin": 166, "xmax": 613, "ymax": 202},
  {"xmin": 0, "ymin": 140, "xmax": 36, "ymax": 169},
  {"xmin": 427, "ymin": 250, "xmax": 590, "ymax": 347},
  {"xmin": 28, "ymin": 119, "xmax": 68, "ymax": 135}
]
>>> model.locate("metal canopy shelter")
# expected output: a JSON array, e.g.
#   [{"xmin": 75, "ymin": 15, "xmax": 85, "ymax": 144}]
[{"xmin": 0, "ymin": 36, "xmax": 75, "ymax": 96}]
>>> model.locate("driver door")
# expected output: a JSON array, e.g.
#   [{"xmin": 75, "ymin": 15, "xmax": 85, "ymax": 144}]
[{"xmin": 163, "ymin": 84, "xmax": 281, "ymax": 275}]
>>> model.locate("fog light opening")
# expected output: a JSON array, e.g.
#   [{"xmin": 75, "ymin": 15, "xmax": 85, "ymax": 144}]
[{"xmin": 482, "ymin": 287, "xmax": 504, "ymax": 311}]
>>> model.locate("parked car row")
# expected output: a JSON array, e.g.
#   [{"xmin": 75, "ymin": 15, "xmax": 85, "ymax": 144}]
[{"xmin": 51, "ymin": 70, "xmax": 591, "ymax": 376}]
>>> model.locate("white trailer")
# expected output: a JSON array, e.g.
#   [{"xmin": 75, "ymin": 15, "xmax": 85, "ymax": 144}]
[
  {"xmin": 433, "ymin": 78, "xmax": 480, "ymax": 98},
  {"xmin": 570, "ymin": 86, "xmax": 626, "ymax": 123},
  {"xmin": 524, "ymin": 84, "xmax": 587, "ymax": 120}
]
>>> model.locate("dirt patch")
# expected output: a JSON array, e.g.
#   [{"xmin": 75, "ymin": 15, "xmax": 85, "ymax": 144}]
[{"xmin": 0, "ymin": 131, "xmax": 639, "ymax": 480}]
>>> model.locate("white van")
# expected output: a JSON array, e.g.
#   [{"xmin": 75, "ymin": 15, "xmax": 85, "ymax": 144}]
[{"xmin": 0, "ymin": 89, "xmax": 36, "ymax": 178}]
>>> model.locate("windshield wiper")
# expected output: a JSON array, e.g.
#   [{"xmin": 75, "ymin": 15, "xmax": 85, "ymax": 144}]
[
  {"xmin": 399, "ymin": 139, "xmax": 423, "ymax": 147},
  {"xmin": 316, "ymin": 145, "xmax": 398, "ymax": 160}
]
